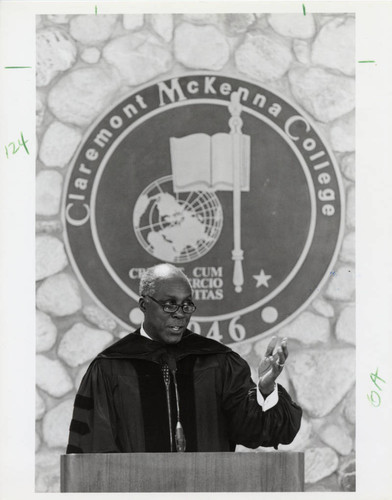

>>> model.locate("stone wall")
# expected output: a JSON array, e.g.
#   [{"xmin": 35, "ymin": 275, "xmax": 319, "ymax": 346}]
[{"xmin": 35, "ymin": 13, "xmax": 355, "ymax": 492}]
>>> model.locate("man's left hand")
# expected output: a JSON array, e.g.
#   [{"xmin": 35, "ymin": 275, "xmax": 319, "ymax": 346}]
[{"xmin": 258, "ymin": 336, "xmax": 288, "ymax": 397}]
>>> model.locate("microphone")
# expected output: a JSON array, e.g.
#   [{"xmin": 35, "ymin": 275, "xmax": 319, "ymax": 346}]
[{"xmin": 167, "ymin": 354, "xmax": 186, "ymax": 452}]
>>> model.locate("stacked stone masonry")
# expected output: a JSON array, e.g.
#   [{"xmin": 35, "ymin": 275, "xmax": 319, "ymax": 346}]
[{"xmin": 36, "ymin": 13, "xmax": 355, "ymax": 492}]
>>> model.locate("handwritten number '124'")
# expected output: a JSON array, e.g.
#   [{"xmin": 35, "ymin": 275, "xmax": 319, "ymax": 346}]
[
  {"xmin": 367, "ymin": 368, "xmax": 386, "ymax": 407},
  {"xmin": 5, "ymin": 132, "xmax": 29, "ymax": 159}
]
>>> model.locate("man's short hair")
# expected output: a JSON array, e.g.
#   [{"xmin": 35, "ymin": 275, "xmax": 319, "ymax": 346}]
[{"xmin": 139, "ymin": 264, "xmax": 192, "ymax": 296}]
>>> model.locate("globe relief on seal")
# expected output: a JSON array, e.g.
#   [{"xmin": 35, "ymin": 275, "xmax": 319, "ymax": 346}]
[{"xmin": 62, "ymin": 74, "xmax": 344, "ymax": 345}]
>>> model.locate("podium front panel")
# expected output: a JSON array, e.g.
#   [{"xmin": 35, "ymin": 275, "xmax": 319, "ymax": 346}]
[{"xmin": 61, "ymin": 452, "xmax": 304, "ymax": 492}]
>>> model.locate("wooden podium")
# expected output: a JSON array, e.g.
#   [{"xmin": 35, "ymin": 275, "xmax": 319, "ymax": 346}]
[{"xmin": 61, "ymin": 452, "xmax": 304, "ymax": 492}]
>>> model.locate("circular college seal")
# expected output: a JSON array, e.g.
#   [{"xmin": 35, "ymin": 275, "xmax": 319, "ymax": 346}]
[{"xmin": 63, "ymin": 74, "xmax": 344, "ymax": 345}]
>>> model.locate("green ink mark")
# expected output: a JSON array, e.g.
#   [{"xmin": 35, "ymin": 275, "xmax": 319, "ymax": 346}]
[
  {"xmin": 4, "ymin": 66, "xmax": 32, "ymax": 69},
  {"xmin": 358, "ymin": 60, "xmax": 376, "ymax": 63},
  {"xmin": 4, "ymin": 132, "xmax": 29, "ymax": 159},
  {"xmin": 95, "ymin": 5, "xmax": 97, "ymax": 15},
  {"xmin": 367, "ymin": 391, "xmax": 381, "ymax": 407},
  {"xmin": 370, "ymin": 368, "xmax": 386, "ymax": 391},
  {"xmin": 368, "ymin": 368, "xmax": 386, "ymax": 407},
  {"xmin": 302, "ymin": 4, "xmax": 306, "ymax": 15}
]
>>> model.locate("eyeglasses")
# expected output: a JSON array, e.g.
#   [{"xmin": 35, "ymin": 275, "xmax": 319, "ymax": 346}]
[{"xmin": 145, "ymin": 295, "xmax": 197, "ymax": 314}]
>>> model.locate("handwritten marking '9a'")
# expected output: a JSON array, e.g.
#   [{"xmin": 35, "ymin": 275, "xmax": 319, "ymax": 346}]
[
  {"xmin": 4, "ymin": 132, "xmax": 29, "ymax": 159},
  {"xmin": 367, "ymin": 368, "xmax": 386, "ymax": 407}
]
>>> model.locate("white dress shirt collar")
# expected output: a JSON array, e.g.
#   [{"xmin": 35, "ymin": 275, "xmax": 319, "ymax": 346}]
[{"xmin": 140, "ymin": 323, "xmax": 154, "ymax": 341}]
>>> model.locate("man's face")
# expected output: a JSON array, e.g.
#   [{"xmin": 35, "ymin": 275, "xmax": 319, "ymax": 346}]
[{"xmin": 140, "ymin": 275, "xmax": 194, "ymax": 344}]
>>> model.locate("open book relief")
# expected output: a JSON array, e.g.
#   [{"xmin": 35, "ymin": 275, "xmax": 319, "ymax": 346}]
[{"xmin": 170, "ymin": 133, "xmax": 250, "ymax": 193}]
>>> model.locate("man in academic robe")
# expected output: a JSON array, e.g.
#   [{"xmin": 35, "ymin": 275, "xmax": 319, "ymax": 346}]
[{"xmin": 66, "ymin": 263, "xmax": 302, "ymax": 453}]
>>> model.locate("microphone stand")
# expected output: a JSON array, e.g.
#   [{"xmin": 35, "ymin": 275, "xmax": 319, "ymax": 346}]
[{"xmin": 167, "ymin": 355, "xmax": 186, "ymax": 452}]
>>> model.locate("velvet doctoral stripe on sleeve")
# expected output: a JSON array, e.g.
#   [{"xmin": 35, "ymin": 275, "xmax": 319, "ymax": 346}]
[{"xmin": 66, "ymin": 360, "xmax": 120, "ymax": 454}]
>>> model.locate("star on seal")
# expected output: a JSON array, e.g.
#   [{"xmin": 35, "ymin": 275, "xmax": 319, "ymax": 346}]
[{"xmin": 253, "ymin": 269, "xmax": 272, "ymax": 288}]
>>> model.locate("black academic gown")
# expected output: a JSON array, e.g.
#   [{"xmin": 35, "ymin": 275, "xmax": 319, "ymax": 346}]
[{"xmin": 66, "ymin": 329, "xmax": 302, "ymax": 453}]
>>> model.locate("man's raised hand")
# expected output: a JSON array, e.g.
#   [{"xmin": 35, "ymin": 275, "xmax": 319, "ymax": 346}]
[{"xmin": 258, "ymin": 336, "xmax": 288, "ymax": 396}]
